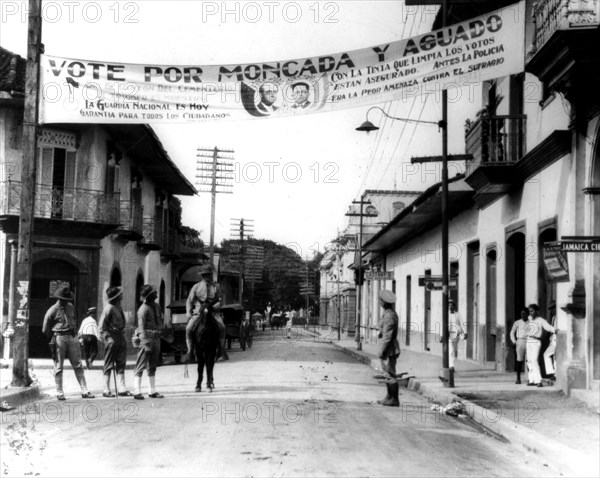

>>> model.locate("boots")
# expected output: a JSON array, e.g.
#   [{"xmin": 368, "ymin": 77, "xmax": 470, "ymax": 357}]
[
  {"xmin": 183, "ymin": 338, "xmax": 194, "ymax": 363},
  {"xmin": 515, "ymin": 361, "xmax": 522, "ymax": 384},
  {"xmin": 55, "ymin": 373, "xmax": 65, "ymax": 400},
  {"xmin": 103, "ymin": 374, "xmax": 115, "ymax": 397},
  {"xmin": 117, "ymin": 373, "xmax": 132, "ymax": 396},
  {"xmin": 75, "ymin": 367, "xmax": 94, "ymax": 398},
  {"xmin": 381, "ymin": 382, "xmax": 399, "ymax": 407},
  {"xmin": 148, "ymin": 375, "xmax": 164, "ymax": 398},
  {"xmin": 377, "ymin": 383, "xmax": 391, "ymax": 404},
  {"xmin": 133, "ymin": 375, "xmax": 144, "ymax": 400}
]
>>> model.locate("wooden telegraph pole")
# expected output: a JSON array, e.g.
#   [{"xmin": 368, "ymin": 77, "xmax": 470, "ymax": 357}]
[{"xmin": 10, "ymin": 0, "xmax": 43, "ymax": 387}]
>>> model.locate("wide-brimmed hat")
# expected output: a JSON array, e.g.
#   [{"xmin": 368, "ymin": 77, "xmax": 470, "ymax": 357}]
[
  {"xmin": 52, "ymin": 286, "xmax": 74, "ymax": 301},
  {"xmin": 87, "ymin": 306, "xmax": 97, "ymax": 314},
  {"xmin": 140, "ymin": 284, "xmax": 157, "ymax": 299},
  {"xmin": 379, "ymin": 290, "xmax": 396, "ymax": 304},
  {"xmin": 106, "ymin": 286, "xmax": 123, "ymax": 302},
  {"xmin": 199, "ymin": 264, "xmax": 213, "ymax": 276}
]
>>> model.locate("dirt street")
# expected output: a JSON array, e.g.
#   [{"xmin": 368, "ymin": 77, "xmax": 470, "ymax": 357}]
[{"xmin": 1, "ymin": 330, "xmax": 562, "ymax": 477}]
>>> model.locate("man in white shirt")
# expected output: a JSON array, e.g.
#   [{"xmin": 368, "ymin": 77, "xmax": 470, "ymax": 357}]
[
  {"xmin": 78, "ymin": 306, "xmax": 100, "ymax": 370},
  {"xmin": 510, "ymin": 307, "xmax": 529, "ymax": 384},
  {"xmin": 448, "ymin": 300, "xmax": 465, "ymax": 371},
  {"xmin": 525, "ymin": 303, "xmax": 558, "ymax": 387}
]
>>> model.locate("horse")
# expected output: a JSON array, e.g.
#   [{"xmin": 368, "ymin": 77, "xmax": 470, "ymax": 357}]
[{"xmin": 192, "ymin": 306, "xmax": 220, "ymax": 393}]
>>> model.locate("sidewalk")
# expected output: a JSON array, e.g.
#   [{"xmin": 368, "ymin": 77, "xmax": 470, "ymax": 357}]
[{"xmin": 312, "ymin": 331, "xmax": 599, "ymax": 477}]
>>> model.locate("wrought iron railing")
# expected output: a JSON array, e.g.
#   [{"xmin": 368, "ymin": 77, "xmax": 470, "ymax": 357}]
[
  {"xmin": 532, "ymin": 0, "xmax": 600, "ymax": 53},
  {"xmin": 465, "ymin": 115, "xmax": 527, "ymax": 176},
  {"xmin": 142, "ymin": 216, "xmax": 163, "ymax": 247},
  {"xmin": 0, "ymin": 181, "xmax": 119, "ymax": 224},
  {"xmin": 118, "ymin": 200, "xmax": 143, "ymax": 234}
]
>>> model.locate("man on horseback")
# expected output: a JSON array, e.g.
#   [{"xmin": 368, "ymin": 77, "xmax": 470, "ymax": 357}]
[{"xmin": 183, "ymin": 264, "xmax": 228, "ymax": 363}]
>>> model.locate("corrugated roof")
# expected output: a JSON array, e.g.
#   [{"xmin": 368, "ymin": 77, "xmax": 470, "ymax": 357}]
[{"xmin": 0, "ymin": 46, "xmax": 26, "ymax": 94}]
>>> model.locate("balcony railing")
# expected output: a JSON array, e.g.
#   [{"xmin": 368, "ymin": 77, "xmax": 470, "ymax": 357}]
[
  {"xmin": 465, "ymin": 115, "xmax": 526, "ymax": 176},
  {"xmin": 141, "ymin": 216, "xmax": 162, "ymax": 249},
  {"xmin": 532, "ymin": 0, "xmax": 600, "ymax": 53},
  {"xmin": 0, "ymin": 181, "xmax": 119, "ymax": 224},
  {"xmin": 117, "ymin": 200, "xmax": 143, "ymax": 236}
]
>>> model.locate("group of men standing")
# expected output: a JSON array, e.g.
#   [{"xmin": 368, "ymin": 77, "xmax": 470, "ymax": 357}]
[{"xmin": 42, "ymin": 283, "xmax": 165, "ymax": 401}]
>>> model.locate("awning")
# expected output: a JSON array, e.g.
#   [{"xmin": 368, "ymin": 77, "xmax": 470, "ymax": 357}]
[{"xmin": 364, "ymin": 176, "xmax": 474, "ymax": 253}]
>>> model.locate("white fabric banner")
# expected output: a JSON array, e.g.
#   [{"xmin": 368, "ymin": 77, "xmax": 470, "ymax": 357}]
[{"xmin": 39, "ymin": 2, "xmax": 525, "ymax": 124}]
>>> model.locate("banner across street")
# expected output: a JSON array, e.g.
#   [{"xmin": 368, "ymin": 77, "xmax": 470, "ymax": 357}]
[{"xmin": 39, "ymin": 2, "xmax": 525, "ymax": 124}]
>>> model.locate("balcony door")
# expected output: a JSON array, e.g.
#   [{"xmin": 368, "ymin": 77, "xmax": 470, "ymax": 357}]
[{"xmin": 37, "ymin": 147, "xmax": 77, "ymax": 219}]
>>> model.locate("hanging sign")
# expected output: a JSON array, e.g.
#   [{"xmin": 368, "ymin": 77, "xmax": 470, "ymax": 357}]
[
  {"xmin": 560, "ymin": 237, "xmax": 600, "ymax": 253},
  {"xmin": 39, "ymin": 2, "xmax": 525, "ymax": 124},
  {"xmin": 365, "ymin": 270, "xmax": 394, "ymax": 280},
  {"xmin": 543, "ymin": 242, "xmax": 570, "ymax": 282}
]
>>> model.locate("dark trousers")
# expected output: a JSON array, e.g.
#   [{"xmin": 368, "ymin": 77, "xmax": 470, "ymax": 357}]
[
  {"xmin": 103, "ymin": 332, "xmax": 127, "ymax": 375},
  {"xmin": 82, "ymin": 335, "xmax": 98, "ymax": 363}
]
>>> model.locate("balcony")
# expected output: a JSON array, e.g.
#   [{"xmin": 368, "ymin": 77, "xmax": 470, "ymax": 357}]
[
  {"xmin": 0, "ymin": 180, "xmax": 120, "ymax": 237},
  {"xmin": 464, "ymin": 115, "xmax": 526, "ymax": 205},
  {"xmin": 527, "ymin": 0, "xmax": 600, "ymax": 96},
  {"xmin": 115, "ymin": 200, "xmax": 144, "ymax": 241},
  {"xmin": 138, "ymin": 216, "xmax": 162, "ymax": 250},
  {"xmin": 161, "ymin": 229, "xmax": 181, "ymax": 259}
]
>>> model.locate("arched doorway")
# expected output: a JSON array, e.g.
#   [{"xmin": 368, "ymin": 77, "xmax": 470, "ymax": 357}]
[
  {"xmin": 110, "ymin": 267, "xmax": 122, "ymax": 287},
  {"xmin": 485, "ymin": 248, "xmax": 497, "ymax": 363},
  {"xmin": 505, "ymin": 231, "xmax": 526, "ymax": 371},
  {"xmin": 538, "ymin": 227, "xmax": 557, "ymax": 378},
  {"xmin": 30, "ymin": 259, "xmax": 79, "ymax": 358}
]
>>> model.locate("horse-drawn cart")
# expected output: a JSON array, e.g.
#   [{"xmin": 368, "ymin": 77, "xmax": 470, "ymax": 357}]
[{"xmin": 221, "ymin": 304, "xmax": 253, "ymax": 351}]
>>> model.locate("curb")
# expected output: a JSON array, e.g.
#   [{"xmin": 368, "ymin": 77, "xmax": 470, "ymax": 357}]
[
  {"xmin": 331, "ymin": 340, "xmax": 594, "ymax": 477},
  {"xmin": 1, "ymin": 383, "xmax": 43, "ymax": 410}
]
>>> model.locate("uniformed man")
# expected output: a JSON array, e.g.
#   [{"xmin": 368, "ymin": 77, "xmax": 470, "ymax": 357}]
[
  {"xmin": 133, "ymin": 285, "xmax": 164, "ymax": 399},
  {"xmin": 42, "ymin": 286, "xmax": 94, "ymax": 400},
  {"xmin": 99, "ymin": 286, "xmax": 131, "ymax": 397},
  {"xmin": 525, "ymin": 303, "xmax": 558, "ymax": 387},
  {"xmin": 377, "ymin": 290, "xmax": 400, "ymax": 407},
  {"xmin": 184, "ymin": 264, "xmax": 228, "ymax": 362}
]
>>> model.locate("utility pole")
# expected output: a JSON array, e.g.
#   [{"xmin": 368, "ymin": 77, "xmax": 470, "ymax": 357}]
[
  {"xmin": 346, "ymin": 197, "xmax": 377, "ymax": 351},
  {"xmin": 230, "ymin": 218, "xmax": 254, "ymax": 305},
  {"xmin": 196, "ymin": 147, "xmax": 234, "ymax": 265},
  {"xmin": 10, "ymin": 0, "xmax": 43, "ymax": 387},
  {"xmin": 406, "ymin": 0, "xmax": 452, "ymax": 387}
]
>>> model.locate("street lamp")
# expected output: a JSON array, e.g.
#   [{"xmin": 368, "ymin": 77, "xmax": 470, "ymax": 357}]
[
  {"xmin": 356, "ymin": 102, "xmax": 453, "ymax": 388},
  {"xmin": 355, "ymin": 106, "xmax": 440, "ymax": 132}
]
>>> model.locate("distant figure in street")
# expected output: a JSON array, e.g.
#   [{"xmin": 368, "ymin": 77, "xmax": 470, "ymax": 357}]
[
  {"xmin": 543, "ymin": 301, "xmax": 557, "ymax": 381},
  {"xmin": 185, "ymin": 264, "xmax": 227, "ymax": 362},
  {"xmin": 377, "ymin": 290, "xmax": 400, "ymax": 407},
  {"xmin": 42, "ymin": 286, "xmax": 94, "ymax": 401},
  {"xmin": 525, "ymin": 303, "xmax": 557, "ymax": 387},
  {"xmin": 78, "ymin": 306, "xmax": 100, "ymax": 370},
  {"xmin": 510, "ymin": 307, "xmax": 530, "ymax": 384},
  {"xmin": 448, "ymin": 300, "xmax": 465, "ymax": 372},
  {"xmin": 99, "ymin": 287, "xmax": 131, "ymax": 397},
  {"xmin": 286, "ymin": 311, "xmax": 293, "ymax": 339},
  {"xmin": 134, "ymin": 285, "xmax": 164, "ymax": 400}
]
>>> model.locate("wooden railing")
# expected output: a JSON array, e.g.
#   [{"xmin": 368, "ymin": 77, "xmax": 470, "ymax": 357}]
[
  {"xmin": 532, "ymin": 0, "xmax": 600, "ymax": 53},
  {"xmin": 465, "ymin": 115, "xmax": 527, "ymax": 175},
  {"xmin": 0, "ymin": 181, "xmax": 119, "ymax": 224},
  {"xmin": 141, "ymin": 216, "xmax": 163, "ymax": 248}
]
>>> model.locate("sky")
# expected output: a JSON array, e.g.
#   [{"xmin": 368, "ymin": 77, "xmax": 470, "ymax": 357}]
[{"xmin": 0, "ymin": 0, "xmax": 482, "ymax": 258}]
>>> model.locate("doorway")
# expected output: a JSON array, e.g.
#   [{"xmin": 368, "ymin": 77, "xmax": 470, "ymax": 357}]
[
  {"xmin": 506, "ymin": 231, "xmax": 526, "ymax": 371},
  {"xmin": 467, "ymin": 243, "xmax": 480, "ymax": 360},
  {"xmin": 486, "ymin": 249, "xmax": 498, "ymax": 363}
]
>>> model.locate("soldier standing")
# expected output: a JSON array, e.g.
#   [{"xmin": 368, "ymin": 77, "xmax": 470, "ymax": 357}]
[
  {"xmin": 42, "ymin": 286, "xmax": 94, "ymax": 400},
  {"xmin": 99, "ymin": 287, "xmax": 131, "ymax": 397},
  {"xmin": 133, "ymin": 285, "xmax": 164, "ymax": 399},
  {"xmin": 377, "ymin": 290, "xmax": 400, "ymax": 407}
]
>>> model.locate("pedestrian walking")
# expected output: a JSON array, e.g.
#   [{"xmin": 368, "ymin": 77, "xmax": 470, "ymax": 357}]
[
  {"xmin": 377, "ymin": 290, "xmax": 400, "ymax": 407},
  {"xmin": 99, "ymin": 286, "xmax": 131, "ymax": 397},
  {"xmin": 42, "ymin": 286, "xmax": 94, "ymax": 401},
  {"xmin": 448, "ymin": 300, "xmax": 465, "ymax": 372},
  {"xmin": 525, "ymin": 303, "xmax": 558, "ymax": 387},
  {"xmin": 78, "ymin": 306, "xmax": 100, "ymax": 369},
  {"xmin": 133, "ymin": 285, "xmax": 164, "ymax": 400},
  {"xmin": 543, "ymin": 301, "xmax": 557, "ymax": 381},
  {"xmin": 510, "ymin": 307, "xmax": 529, "ymax": 384}
]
